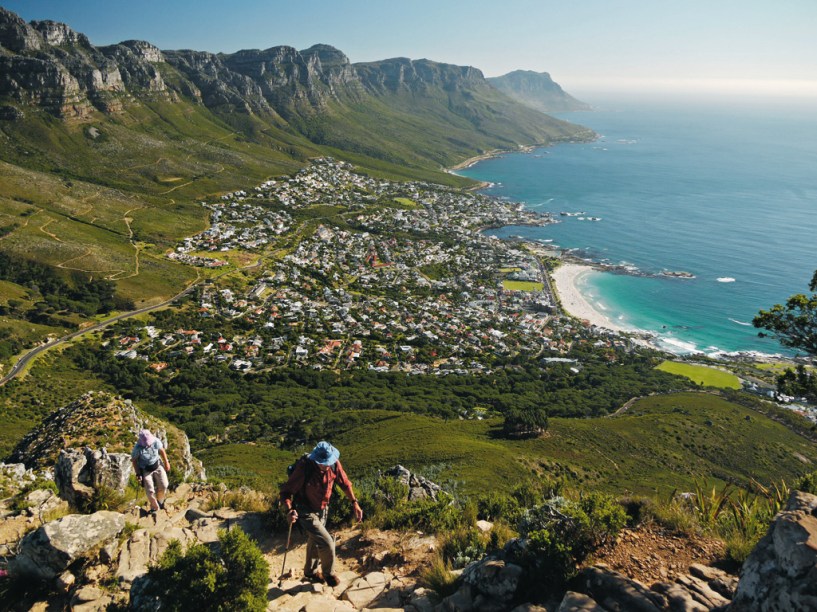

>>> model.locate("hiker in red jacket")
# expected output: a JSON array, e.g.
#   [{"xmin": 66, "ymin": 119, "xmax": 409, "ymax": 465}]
[{"xmin": 280, "ymin": 441, "xmax": 363, "ymax": 586}]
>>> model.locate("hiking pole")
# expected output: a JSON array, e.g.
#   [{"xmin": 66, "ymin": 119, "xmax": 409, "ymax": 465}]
[{"xmin": 278, "ymin": 520, "xmax": 293, "ymax": 586}]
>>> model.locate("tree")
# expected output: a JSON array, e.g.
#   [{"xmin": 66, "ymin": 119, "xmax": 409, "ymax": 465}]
[
  {"xmin": 502, "ymin": 406, "xmax": 549, "ymax": 439},
  {"xmin": 754, "ymin": 270, "xmax": 817, "ymax": 355}
]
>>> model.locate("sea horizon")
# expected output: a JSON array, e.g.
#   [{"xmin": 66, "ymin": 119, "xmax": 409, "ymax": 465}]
[{"xmin": 457, "ymin": 94, "xmax": 817, "ymax": 358}]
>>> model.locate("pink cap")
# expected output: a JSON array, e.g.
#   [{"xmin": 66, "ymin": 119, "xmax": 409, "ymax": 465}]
[{"xmin": 137, "ymin": 429, "xmax": 156, "ymax": 447}]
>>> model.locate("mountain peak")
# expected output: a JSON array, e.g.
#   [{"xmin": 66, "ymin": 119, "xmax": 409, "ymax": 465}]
[
  {"xmin": 30, "ymin": 19, "xmax": 90, "ymax": 48},
  {"xmin": 300, "ymin": 43, "xmax": 350, "ymax": 68},
  {"xmin": 488, "ymin": 70, "xmax": 591, "ymax": 112},
  {"xmin": 0, "ymin": 6, "xmax": 44, "ymax": 52}
]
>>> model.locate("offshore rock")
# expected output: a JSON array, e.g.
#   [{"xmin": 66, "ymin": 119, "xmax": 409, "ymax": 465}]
[{"xmin": 9, "ymin": 511, "xmax": 125, "ymax": 581}]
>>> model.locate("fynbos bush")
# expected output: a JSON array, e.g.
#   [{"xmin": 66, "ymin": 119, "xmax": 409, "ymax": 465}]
[
  {"xmin": 144, "ymin": 528, "xmax": 269, "ymax": 611},
  {"xmin": 519, "ymin": 493, "xmax": 626, "ymax": 588}
]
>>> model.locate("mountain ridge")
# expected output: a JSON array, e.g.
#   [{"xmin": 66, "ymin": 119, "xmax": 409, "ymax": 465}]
[
  {"xmin": 488, "ymin": 69, "xmax": 592, "ymax": 112},
  {"xmin": 0, "ymin": 6, "xmax": 590, "ymax": 166}
]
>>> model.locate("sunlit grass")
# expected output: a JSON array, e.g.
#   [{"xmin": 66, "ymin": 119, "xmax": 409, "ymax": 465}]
[
  {"xmin": 656, "ymin": 361, "xmax": 741, "ymax": 389},
  {"xmin": 502, "ymin": 279, "xmax": 544, "ymax": 291}
]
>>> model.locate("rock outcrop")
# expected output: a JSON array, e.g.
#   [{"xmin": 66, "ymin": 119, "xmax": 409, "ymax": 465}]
[
  {"xmin": 385, "ymin": 464, "xmax": 444, "ymax": 501},
  {"xmin": 9, "ymin": 391, "xmax": 205, "ymax": 481},
  {"xmin": 731, "ymin": 490, "xmax": 817, "ymax": 611},
  {"xmin": 0, "ymin": 7, "xmax": 168, "ymax": 118},
  {"xmin": 9, "ymin": 510, "xmax": 126, "ymax": 581},
  {"xmin": 54, "ymin": 447, "xmax": 132, "ymax": 507}
]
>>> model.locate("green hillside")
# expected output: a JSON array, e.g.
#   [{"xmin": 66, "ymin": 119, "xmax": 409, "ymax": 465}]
[{"xmin": 200, "ymin": 393, "xmax": 817, "ymax": 497}]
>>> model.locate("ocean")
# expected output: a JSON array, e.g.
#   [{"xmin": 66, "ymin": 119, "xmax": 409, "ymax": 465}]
[{"xmin": 458, "ymin": 96, "xmax": 817, "ymax": 356}]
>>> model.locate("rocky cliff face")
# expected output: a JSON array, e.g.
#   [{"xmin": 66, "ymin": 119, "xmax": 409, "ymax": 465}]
[
  {"xmin": 488, "ymin": 69, "xmax": 592, "ymax": 112},
  {"xmin": 0, "ymin": 7, "xmax": 171, "ymax": 118},
  {"xmin": 8, "ymin": 391, "xmax": 205, "ymax": 481},
  {"xmin": 0, "ymin": 6, "xmax": 581, "ymax": 130},
  {"xmin": 355, "ymin": 57, "xmax": 485, "ymax": 95}
]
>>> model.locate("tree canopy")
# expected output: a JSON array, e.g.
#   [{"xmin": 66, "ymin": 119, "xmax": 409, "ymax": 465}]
[{"xmin": 754, "ymin": 270, "xmax": 817, "ymax": 355}]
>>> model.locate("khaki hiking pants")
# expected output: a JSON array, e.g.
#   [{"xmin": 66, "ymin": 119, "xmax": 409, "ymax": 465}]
[
  {"xmin": 299, "ymin": 507, "xmax": 335, "ymax": 577},
  {"xmin": 143, "ymin": 465, "xmax": 168, "ymax": 511}
]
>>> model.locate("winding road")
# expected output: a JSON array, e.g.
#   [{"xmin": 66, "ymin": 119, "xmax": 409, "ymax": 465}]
[{"xmin": 0, "ymin": 280, "xmax": 201, "ymax": 387}]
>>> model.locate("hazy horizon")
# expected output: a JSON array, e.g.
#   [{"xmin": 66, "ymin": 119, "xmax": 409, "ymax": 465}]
[{"xmin": 2, "ymin": 0, "xmax": 816, "ymax": 100}]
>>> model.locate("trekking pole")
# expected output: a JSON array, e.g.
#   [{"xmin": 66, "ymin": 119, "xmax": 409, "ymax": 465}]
[{"xmin": 278, "ymin": 520, "xmax": 293, "ymax": 586}]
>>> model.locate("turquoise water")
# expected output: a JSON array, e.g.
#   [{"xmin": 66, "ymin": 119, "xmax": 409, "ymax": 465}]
[{"xmin": 459, "ymin": 97, "xmax": 817, "ymax": 356}]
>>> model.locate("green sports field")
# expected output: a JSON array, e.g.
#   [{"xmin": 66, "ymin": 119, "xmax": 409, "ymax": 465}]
[{"xmin": 656, "ymin": 361, "xmax": 742, "ymax": 389}]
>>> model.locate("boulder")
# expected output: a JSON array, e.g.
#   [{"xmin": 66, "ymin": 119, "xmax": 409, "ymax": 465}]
[
  {"xmin": 405, "ymin": 586, "xmax": 437, "ymax": 612},
  {"xmin": 20, "ymin": 487, "xmax": 69, "ymax": 517},
  {"xmin": 341, "ymin": 571, "xmax": 388, "ymax": 608},
  {"xmin": 731, "ymin": 490, "xmax": 817, "ymax": 611},
  {"xmin": 0, "ymin": 462, "xmax": 28, "ymax": 482},
  {"xmin": 688, "ymin": 563, "xmax": 738, "ymax": 600},
  {"xmin": 579, "ymin": 565, "xmax": 667, "ymax": 611},
  {"xmin": 116, "ymin": 526, "xmax": 197, "ymax": 585},
  {"xmin": 384, "ymin": 464, "xmax": 443, "ymax": 501},
  {"xmin": 462, "ymin": 557, "xmax": 524, "ymax": 604},
  {"xmin": 440, "ymin": 584, "xmax": 476, "ymax": 611},
  {"xmin": 129, "ymin": 575, "xmax": 162, "ymax": 612},
  {"xmin": 9, "ymin": 510, "xmax": 125, "ymax": 581},
  {"xmin": 650, "ymin": 582, "xmax": 710, "ymax": 611},
  {"xmin": 557, "ymin": 591, "xmax": 606, "ymax": 611},
  {"xmin": 54, "ymin": 447, "xmax": 132, "ymax": 506}
]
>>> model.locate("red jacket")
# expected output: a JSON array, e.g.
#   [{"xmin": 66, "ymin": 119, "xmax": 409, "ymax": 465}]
[{"xmin": 280, "ymin": 458, "xmax": 356, "ymax": 512}]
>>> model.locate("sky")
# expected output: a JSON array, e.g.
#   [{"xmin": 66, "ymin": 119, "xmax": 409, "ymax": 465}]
[{"xmin": 3, "ymin": 0, "xmax": 817, "ymax": 99}]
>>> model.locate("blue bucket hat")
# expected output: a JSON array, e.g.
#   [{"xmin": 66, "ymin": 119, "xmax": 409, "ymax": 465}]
[{"xmin": 308, "ymin": 441, "xmax": 339, "ymax": 466}]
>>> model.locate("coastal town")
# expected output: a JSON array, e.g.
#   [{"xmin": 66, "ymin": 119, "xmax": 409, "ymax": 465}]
[{"xmin": 105, "ymin": 159, "xmax": 632, "ymax": 375}]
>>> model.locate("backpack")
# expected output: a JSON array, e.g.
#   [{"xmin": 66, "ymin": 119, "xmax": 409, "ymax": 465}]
[{"xmin": 134, "ymin": 439, "xmax": 161, "ymax": 470}]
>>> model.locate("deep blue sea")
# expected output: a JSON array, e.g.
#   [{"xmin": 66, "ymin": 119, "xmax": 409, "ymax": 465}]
[{"xmin": 458, "ymin": 96, "xmax": 817, "ymax": 356}]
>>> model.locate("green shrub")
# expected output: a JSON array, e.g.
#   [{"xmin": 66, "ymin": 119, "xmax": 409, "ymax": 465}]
[
  {"xmin": 376, "ymin": 492, "xmax": 467, "ymax": 533},
  {"xmin": 440, "ymin": 527, "xmax": 488, "ymax": 569},
  {"xmin": 618, "ymin": 496, "xmax": 656, "ymax": 528},
  {"xmin": 78, "ymin": 485, "xmax": 127, "ymax": 514},
  {"xmin": 525, "ymin": 527, "xmax": 575, "ymax": 587},
  {"xmin": 374, "ymin": 475, "xmax": 410, "ymax": 508},
  {"xmin": 795, "ymin": 470, "xmax": 817, "ymax": 495},
  {"xmin": 649, "ymin": 493, "xmax": 702, "ymax": 535},
  {"xmin": 519, "ymin": 493, "xmax": 626, "ymax": 590},
  {"xmin": 476, "ymin": 491, "xmax": 521, "ymax": 523},
  {"xmin": 144, "ymin": 528, "xmax": 269, "ymax": 611},
  {"xmin": 419, "ymin": 556, "xmax": 458, "ymax": 599},
  {"xmin": 490, "ymin": 522, "xmax": 517, "ymax": 549}
]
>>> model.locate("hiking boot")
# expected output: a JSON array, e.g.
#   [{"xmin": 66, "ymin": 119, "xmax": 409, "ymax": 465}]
[
  {"xmin": 158, "ymin": 500, "xmax": 165, "ymax": 510},
  {"xmin": 326, "ymin": 574, "xmax": 340, "ymax": 587},
  {"xmin": 305, "ymin": 570, "xmax": 324, "ymax": 583}
]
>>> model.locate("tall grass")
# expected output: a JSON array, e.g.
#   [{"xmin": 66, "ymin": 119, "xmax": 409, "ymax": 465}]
[{"xmin": 649, "ymin": 479, "xmax": 793, "ymax": 565}]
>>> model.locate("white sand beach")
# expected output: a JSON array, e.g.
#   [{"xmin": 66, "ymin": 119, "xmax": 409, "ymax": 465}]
[{"xmin": 550, "ymin": 263, "xmax": 630, "ymax": 333}]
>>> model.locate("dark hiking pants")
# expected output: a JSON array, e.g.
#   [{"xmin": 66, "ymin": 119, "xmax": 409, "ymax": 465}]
[{"xmin": 299, "ymin": 507, "xmax": 335, "ymax": 577}]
